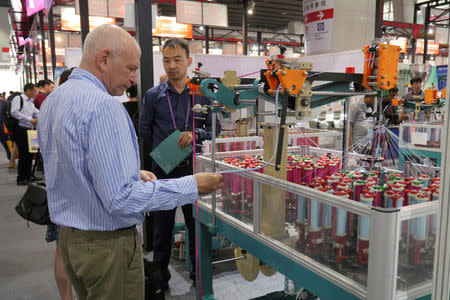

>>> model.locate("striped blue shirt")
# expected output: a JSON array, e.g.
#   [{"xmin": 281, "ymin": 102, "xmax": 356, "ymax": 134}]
[{"xmin": 37, "ymin": 68, "xmax": 198, "ymax": 231}]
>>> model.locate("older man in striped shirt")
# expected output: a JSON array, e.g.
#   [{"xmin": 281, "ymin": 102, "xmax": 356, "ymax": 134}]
[{"xmin": 37, "ymin": 24, "xmax": 222, "ymax": 300}]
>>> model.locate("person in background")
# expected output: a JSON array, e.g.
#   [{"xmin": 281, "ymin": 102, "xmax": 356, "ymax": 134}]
[
  {"xmin": 37, "ymin": 24, "xmax": 222, "ymax": 300},
  {"xmin": 11, "ymin": 83, "xmax": 38, "ymax": 185},
  {"xmin": 139, "ymin": 38, "xmax": 221, "ymax": 291},
  {"xmin": 349, "ymin": 95, "xmax": 374, "ymax": 150},
  {"xmin": 34, "ymin": 79, "xmax": 54, "ymax": 110},
  {"xmin": 382, "ymin": 87, "xmax": 409, "ymax": 125},
  {"xmin": 403, "ymin": 77, "xmax": 430, "ymax": 122},
  {"xmin": 277, "ymin": 45, "xmax": 287, "ymax": 59},
  {"xmin": 1, "ymin": 92, "xmax": 6, "ymax": 100},
  {"xmin": 57, "ymin": 68, "xmax": 75, "ymax": 86},
  {"xmin": 0, "ymin": 96, "xmax": 11, "ymax": 161},
  {"xmin": 42, "ymin": 68, "xmax": 75, "ymax": 300}
]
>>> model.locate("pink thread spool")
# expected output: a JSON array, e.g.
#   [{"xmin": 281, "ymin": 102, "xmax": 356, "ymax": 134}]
[
  {"xmin": 354, "ymin": 180, "xmax": 366, "ymax": 202},
  {"xmin": 327, "ymin": 162, "xmax": 339, "ymax": 176},
  {"xmin": 405, "ymin": 189, "xmax": 418, "ymax": 206},
  {"xmin": 303, "ymin": 165, "xmax": 314, "ymax": 185},
  {"xmin": 337, "ymin": 182, "xmax": 350, "ymax": 192},
  {"xmin": 411, "ymin": 180, "xmax": 424, "ymax": 191},
  {"xmin": 295, "ymin": 163, "xmax": 303, "ymax": 184},
  {"xmin": 369, "ymin": 186, "xmax": 384, "ymax": 207},
  {"xmin": 316, "ymin": 163, "xmax": 327, "ymax": 179}
]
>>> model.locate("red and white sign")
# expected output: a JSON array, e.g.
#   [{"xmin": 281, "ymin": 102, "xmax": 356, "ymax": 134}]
[
  {"xmin": 303, "ymin": 0, "xmax": 334, "ymax": 54},
  {"xmin": 416, "ymin": 39, "xmax": 440, "ymax": 55}
]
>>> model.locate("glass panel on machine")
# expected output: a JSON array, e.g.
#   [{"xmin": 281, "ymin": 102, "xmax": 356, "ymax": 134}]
[
  {"xmin": 278, "ymin": 181, "xmax": 371, "ymax": 288},
  {"xmin": 397, "ymin": 212, "xmax": 437, "ymax": 291}
]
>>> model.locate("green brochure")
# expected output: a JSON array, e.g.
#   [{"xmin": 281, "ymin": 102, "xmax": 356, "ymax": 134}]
[{"xmin": 150, "ymin": 129, "xmax": 193, "ymax": 174}]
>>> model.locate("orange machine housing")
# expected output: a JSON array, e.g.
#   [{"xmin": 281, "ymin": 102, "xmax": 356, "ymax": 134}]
[{"xmin": 362, "ymin": 44, "xmax": 401, "ymax": 91}]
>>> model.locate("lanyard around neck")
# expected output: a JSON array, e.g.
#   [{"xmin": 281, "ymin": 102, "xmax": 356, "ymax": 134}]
[{"xmin": 166, "ymin": 91, "xmax": 191, "ymax": 131}]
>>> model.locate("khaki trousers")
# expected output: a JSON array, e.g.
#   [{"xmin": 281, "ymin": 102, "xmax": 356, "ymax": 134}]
[{"xmin": 59, "ymin": 226, "xmax": 144, "ymax": 300}]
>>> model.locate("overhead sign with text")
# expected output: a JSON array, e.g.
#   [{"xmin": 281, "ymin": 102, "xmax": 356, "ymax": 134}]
[{"xmin": 303, "ymin": 0, "xmax": 334, "ymax": 54}]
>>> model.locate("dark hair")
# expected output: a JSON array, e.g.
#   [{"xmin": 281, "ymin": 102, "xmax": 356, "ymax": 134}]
[
  {"xmin": 162, "ymin": 38, "xmax": 190, "ymax": 58},
  {"xmin": 37, "ymin": 79, "xmax": 53, "ymax": 87},
  {"xmin": 410, "ymin": 77, "xmax": 423, "ymax": 84},
  {"xmin": 24, "ymin": 83, "xmax": 35, "ymax": 92},
  {"xmin": 37, "ymin": 80, "xmax": 46, "ymax": 88},
  {"xmin": 59, "ymin": 68, "xmax": 75, "ymax": 85},
  {"xmin": 389, "ymin": 87, "xmax": 399, "ymax": 94}
]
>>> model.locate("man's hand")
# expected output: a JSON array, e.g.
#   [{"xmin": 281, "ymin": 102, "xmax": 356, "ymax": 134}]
[
  {"xmin": 178, "ymin": 131, "xmax": 194, "ymax": 149},
  {"xmin": 30, "ymin": 118, "xmax": 38, "ymax": 126},
  {"xmin": 194, "ymin": 173, "xmax": 223, "ymax": 195},
  {"xmin": 140, "ymin": 170, "xmax": 157, "ymax": 182}
]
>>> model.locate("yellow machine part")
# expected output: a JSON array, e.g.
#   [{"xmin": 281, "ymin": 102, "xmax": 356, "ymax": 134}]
[
  {"xmin": 443, "ymin": 88, "xmax": 447, "ymax": 99},
  {"xmin": 234, "ymin": 247, "xmax": 259, "ymax": 281},
  {"xmin": 377, "ymin": 44, "xmax": 401, "ymax": 90},
  {"xmin": 259, "ymin": 261, "xmax": 277, "ymax": 277}
]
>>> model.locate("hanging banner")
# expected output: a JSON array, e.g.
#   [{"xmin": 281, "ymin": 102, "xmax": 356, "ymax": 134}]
[
  {"xmin": 153, "ymin": 17, "xmax": 193, "ymax": 39},
  {"xmin": 303, "ymin": 0, "xmax": 334, "ymax": 54},
  {"xmin": 26, "ymin": 0, "xmax": 52, "ymax": 17},
  {"xmin": 416, "ymin": 39, "xmax": 440, "ymax": 55},
  {"xmin": 61, "ymin": 7, "xmax": 116, "ymax": 32}
]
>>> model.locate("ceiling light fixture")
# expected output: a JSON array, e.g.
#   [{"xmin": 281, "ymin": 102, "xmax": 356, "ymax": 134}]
[
  {"xmin": 247, "ymin": 1, "xmax": 255, "ymax": 15},
  {"xmin": 199, "ymin": 25, "xmax": 205, "ymax": 31}
]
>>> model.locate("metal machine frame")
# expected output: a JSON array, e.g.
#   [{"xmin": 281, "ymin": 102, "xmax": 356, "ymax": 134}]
[{"xmin": 194, "ymin": 148, "xmax": 439, "ymax": 300}]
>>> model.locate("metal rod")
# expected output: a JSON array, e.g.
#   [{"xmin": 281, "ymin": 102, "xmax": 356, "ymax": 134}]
[
  {"xmin": 79, "ymin": 0, "xmax": 89, "ymax": 46},
  {"xmin": 261, "ymin": 160, "xmax": 275, "ymax": 167},
  {"xmin": 423, "ymin": 5, "xmax": 431, "ymax": 64},
  {"xmin": 205, "ymin": 25, "xmax": 209, "ymax": 54},
  {"xmin": 239, "ymin": 100, "xmax": 256, "ymax": 104},
  {"xmin": 311, "ymin": 91, "xmax": 378, "ymax": 96},
  {"xmin": 32, "ymin": 46, "xmax": 37, "ymax": 83},
  {"xmin": 342, "ymin": 98, "xmax": 350, "ymax": 169},
  {"xmin": 242, "ymin": 0, "xmax": 248, "ymax": 55},
  {"xmin": 39, "ymin": 11, "xmax": 47, "ymax": 80},
  {"xmin": 135, "ymin": 0, "xmax": 155, "ymax": 253},
  {"xmin": 367, "ymin": 76, "xmax": 378, "ymax": 80},
  {"xmin": 48, "ymin": 6, "xmax": 57, "ymax": 79},
  {"xmin": 211, "ymin": 109, "xmax": 217, "ymax": 227},
  {"xmin": 234, "ymin": 84, "xmax": 254, "ymax": 90},
  {"xmin": 375, "ymin": 0, "xmax": 385, "ymax": 38},
  {"xmin": 257, "ymin": 31, "xmax": 262, "ymax": 56},
  {"xmin": 212, "ymin": 255, "xmax": 246, "ymax": 265}
]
